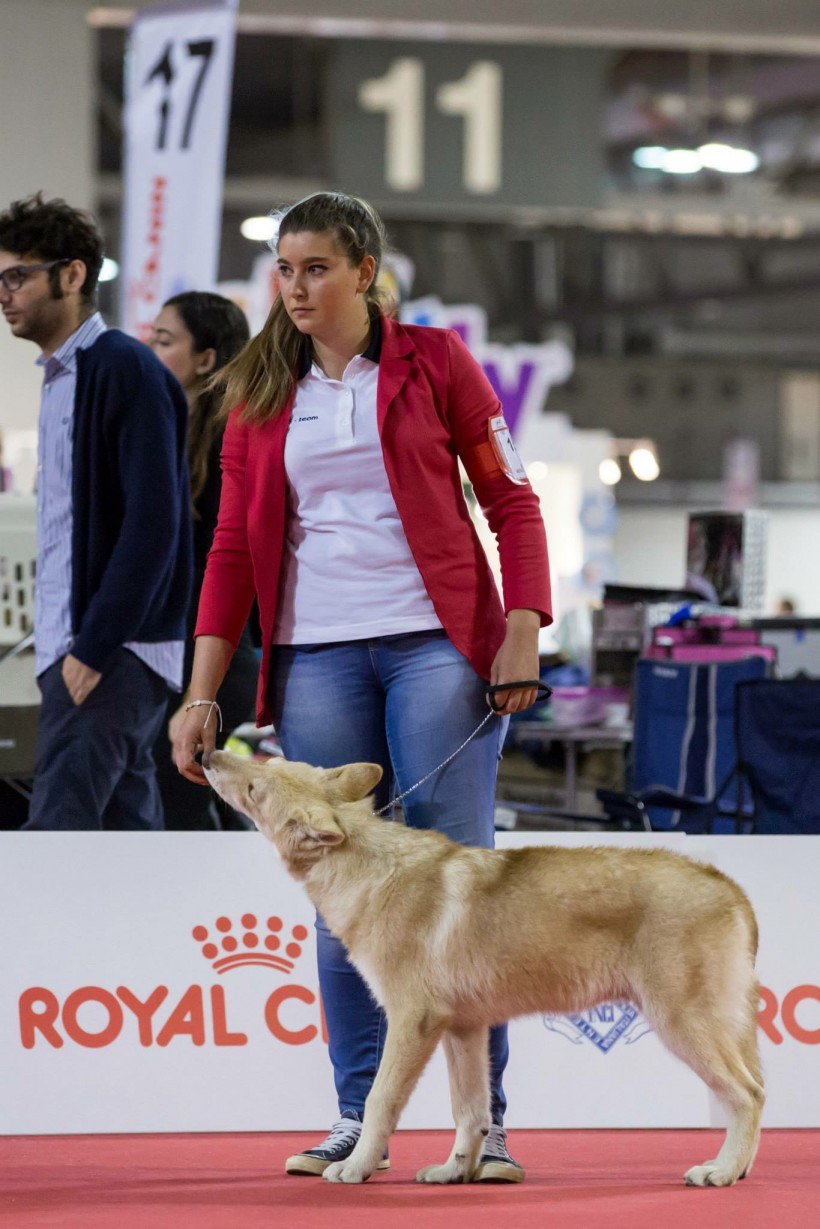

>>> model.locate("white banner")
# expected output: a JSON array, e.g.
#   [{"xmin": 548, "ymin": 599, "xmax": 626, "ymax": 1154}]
[
  {"xmin": 1, "ymin": 832, "xmax": 818, "ymax": 1134},
  {"xmin": 120, "ymin": 0, "xmax": 237, "ymax": 341}
]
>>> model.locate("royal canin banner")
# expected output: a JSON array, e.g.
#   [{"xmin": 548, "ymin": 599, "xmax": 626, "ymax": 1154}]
[
  {"xmin": 1, "ymin": 833, "xmax": 817, "ymax": 1135},
  {"xmin": 120, "ymin": 0, "xmax": 237, "ymax": 340}
]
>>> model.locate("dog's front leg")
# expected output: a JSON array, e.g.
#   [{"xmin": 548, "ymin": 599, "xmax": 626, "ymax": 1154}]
[
  {"xmin": 417, "ymin": 1026, "xmax": 490, "ymax": 1184},
  {"xmin": 323, "ymin": 1009, "xmax": 445, "ymax": 1184}
]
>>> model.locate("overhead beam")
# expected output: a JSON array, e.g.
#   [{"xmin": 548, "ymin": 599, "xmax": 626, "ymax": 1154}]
[
  {"xmin": 87, "ymin": 3, "xmax": 820, "ymax": 57},
  {"xmin": 550, "ymin": 269, "xmax": 820, "ymax": 321}
]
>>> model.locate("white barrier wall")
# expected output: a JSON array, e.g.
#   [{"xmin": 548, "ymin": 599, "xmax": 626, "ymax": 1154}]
[{"xmin": 1, "ymin": 832, "xmax": 818, "ymax": 1134}]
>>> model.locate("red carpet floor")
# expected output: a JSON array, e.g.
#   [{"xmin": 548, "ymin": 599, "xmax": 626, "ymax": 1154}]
[{"xmin": 1, "ymin": 1130, "xmax": 818, "ymax": 1229}]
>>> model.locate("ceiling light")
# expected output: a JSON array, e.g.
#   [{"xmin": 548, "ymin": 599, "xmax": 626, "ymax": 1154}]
[
  {"xmin": 628, "ymin": 446, "xmax": 660, "ymax": 481},
  {"xmin": 527, "ymin": 461, "xmax": 549, "ymax": 481},
  {"xmin": 634, "ymin": 143, "xmax": 760, "ymax": 177},
  {"xmin": 632, "ymin": 146, "xmax": 668, "ymax": 170},
  {"xmin": 698, "ymin": 143, "xmax": 759, "ymax": 174},
  {"xmin": 663, "ymin": 149, "xmax": 703, "ymax": 175},
  {"xmin": 240, "ymin": 216, "xmax": 278, "ymax": 242},
  {"xmin": 98, "ymin": 258, "xmax": 119, "ymax": 282},
  {"xmin": 599, "ymin": 458, "xmax": 622, "ymax": 486}
]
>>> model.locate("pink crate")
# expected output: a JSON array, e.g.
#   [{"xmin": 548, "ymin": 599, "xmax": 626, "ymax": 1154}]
[
  {"xmin": 651, "ymin": 625, "xmax": 760, "ymax": 649},
  {"xmin": 550, "ymin": 686, "xmax": 629, "ymax": 727},
  {"xmin": 645, "ymin": 643, "xmax": 776, "ymax": 664}
]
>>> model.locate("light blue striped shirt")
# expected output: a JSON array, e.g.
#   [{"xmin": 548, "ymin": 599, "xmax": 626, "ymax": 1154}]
[{"xmin": 35, "ymin": 312, "xmax": 184, "ymax": 688}]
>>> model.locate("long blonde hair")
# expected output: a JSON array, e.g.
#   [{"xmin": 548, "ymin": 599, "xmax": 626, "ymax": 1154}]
[{"xmin": 219, "ymin": 192, "xmax": 388, "ymax": 424}]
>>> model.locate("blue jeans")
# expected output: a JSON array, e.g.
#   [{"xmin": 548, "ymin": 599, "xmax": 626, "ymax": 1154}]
[{"xmin": 268, "ymin": 629, "xmax": 510, "ymax": 1125}]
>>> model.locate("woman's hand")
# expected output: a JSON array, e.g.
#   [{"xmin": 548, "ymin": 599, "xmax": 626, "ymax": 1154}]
[
  {"xmin": 173, "ymin": 634, "xmax": 237, "ymax": 782},
  {"xmin": 173, "ymin": 703, "xmax": 218, "ymax": 784},
  {"xmin": 489, "ymin": 609, "xmax": 542, "ymax": 715}
]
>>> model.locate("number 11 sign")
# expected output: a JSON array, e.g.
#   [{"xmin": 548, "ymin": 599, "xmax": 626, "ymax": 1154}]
[
  {"xmin": 358, "ymin": 58, "xmax": 503, "ymax": 195},
  {"xmin": 121, "ymin": 0, "xmax": 237, "ymax": 340},
  {"xmin": 329, "ymin": 41, "xmax": 606, "ymax": 212}
]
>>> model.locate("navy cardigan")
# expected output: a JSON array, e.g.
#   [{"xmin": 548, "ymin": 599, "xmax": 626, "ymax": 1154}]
[{"xmin": 70, "ymin": 329, "xmax": 192, "ymax": 673}]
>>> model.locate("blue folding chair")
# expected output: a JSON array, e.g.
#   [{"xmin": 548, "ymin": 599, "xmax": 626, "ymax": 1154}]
[
  {"xmin": 598, "ymin": 656, "xmax": 771, "ymax": 833},
  {"xmin": 733, "ymin": 677, "xmax": 820, "ymax": 834}
]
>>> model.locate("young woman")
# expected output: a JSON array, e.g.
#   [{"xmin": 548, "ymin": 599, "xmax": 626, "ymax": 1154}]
[
  {"xmin": 149, "ymin": 291, "xmax": 257, "ymax": 830},
  {"xmin": 173, "ymin": 193, "xmax": 552, "ymax": 1178}
]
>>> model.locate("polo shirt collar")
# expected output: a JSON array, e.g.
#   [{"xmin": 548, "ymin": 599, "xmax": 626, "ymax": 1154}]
[{"xmin": 296, "ymin": 311, "xmax": 382, "ymax": 380}]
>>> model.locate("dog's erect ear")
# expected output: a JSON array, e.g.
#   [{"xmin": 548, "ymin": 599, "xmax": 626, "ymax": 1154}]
[
  {"xmin": 324, "ymin": 763, "xmax": 384, "ymax": 803},
  {"xmin": 286, "ymin": 805, "xmax": 345, "ymax": 851}
]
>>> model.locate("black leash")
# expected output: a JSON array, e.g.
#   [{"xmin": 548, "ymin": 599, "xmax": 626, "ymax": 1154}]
[{"xmin": 485, "ymin": 679, "xmax": 553, "ymax": 712}]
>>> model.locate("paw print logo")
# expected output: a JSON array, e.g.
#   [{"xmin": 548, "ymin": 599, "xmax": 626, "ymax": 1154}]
[{"xmin": 192, "ymin": 914, "xmax": 309, "ymax": 975}]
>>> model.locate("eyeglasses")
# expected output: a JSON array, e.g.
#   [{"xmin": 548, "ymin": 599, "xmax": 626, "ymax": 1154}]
[{"xmin": 0, "ymin": 259, "xmax": 70, "ymax": 293}]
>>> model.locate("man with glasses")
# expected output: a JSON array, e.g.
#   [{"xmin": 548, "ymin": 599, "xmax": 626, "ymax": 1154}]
[{"xmin": 0, "ymin": 193, "xmax": 191, "ymax": 829}]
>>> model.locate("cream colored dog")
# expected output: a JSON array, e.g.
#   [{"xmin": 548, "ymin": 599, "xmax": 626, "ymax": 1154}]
[{"xmin": 204, "ymin": 751, "xmax": 764, "ymax": 1188}]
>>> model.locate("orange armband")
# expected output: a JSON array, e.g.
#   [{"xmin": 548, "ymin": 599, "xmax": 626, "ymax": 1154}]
[{"xmin": 464, "ymin": 414, "xmax": 528, "ymax": 485}]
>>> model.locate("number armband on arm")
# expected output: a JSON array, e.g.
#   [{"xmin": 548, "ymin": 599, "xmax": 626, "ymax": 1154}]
[{"xmin": 464, "ymin": 415, "xmax": 528, "ymax": 485}]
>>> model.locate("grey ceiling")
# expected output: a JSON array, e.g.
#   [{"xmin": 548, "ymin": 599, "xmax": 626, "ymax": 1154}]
[
  {"xmin": 94, "ymin": 21, "xmax": 820, "ymax": 360},
  {"xmin": 96, "ymin": 2, "xmax": 820, "ymax": 53},
  {"xmin": 87, "ymin": 3, "xmax": 820, "ymax": 484}
]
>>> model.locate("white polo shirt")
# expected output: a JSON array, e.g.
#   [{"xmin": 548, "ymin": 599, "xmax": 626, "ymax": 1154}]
[{"xmin": 273, "ymin": 341, "xmax": 443, "ymax": 644}]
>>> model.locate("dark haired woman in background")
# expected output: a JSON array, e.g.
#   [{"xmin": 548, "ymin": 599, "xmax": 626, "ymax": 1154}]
[{"xmin": 149, "ymin": 291, "xmax": 257, "ymax": 829}]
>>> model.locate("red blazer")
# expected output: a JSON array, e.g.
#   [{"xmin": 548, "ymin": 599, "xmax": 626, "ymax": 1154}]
[{"xmin": 196, "ymin": 314, "xmax": 552, "ymax": 723}]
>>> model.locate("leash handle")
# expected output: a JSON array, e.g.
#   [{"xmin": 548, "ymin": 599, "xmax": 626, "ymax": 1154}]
[{"xmin": 485, "ymin": 679, "xmax": 553, "ymax": 713}]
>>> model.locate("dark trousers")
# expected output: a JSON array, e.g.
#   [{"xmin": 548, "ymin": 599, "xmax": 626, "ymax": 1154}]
[{"xmin": 25, "ymin": 650, "xmax": 167, "ymax": 831}]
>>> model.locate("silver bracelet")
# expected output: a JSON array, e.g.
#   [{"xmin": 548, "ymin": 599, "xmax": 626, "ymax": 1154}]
[{"xmin": 184, "ymin": 699, "xmax": 223, "ymax": 731}]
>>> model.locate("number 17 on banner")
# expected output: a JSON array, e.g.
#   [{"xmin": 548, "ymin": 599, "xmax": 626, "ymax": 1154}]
[{"xmin": 121, "ymin": 0, "xmax": 237, "ymax": 339}]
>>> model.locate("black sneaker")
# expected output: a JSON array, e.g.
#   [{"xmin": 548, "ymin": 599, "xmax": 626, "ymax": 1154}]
[
  {"xmin": 474, "ymin": 1124, "xmax": 525, "ymax": 1183},
  {"xmin": 285, "ymin": 1110, "xmax": 390, "ymax": 1176}
]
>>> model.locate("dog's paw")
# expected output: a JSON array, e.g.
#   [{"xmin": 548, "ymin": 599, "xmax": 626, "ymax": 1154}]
[
  {"xmin": 323, "ymin": 1161, "xmax": 371, "ymax": 1184},
  {"xmin": 684, "ymin": 1161, "xmax": 739, "ymax": 1187},
  {"xmin": 416, "ymin": 1163, "xmax": 468, "ymax": 1184}
]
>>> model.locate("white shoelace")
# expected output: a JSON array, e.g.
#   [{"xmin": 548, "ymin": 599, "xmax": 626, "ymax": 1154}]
[
  {"xmin": 481, "ymin": 1124, "xmax": 510, "ymax": 1159},
  {"xmin": 315, "ymin": 1116, "xmax": 362, "ymax": 1151}
]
